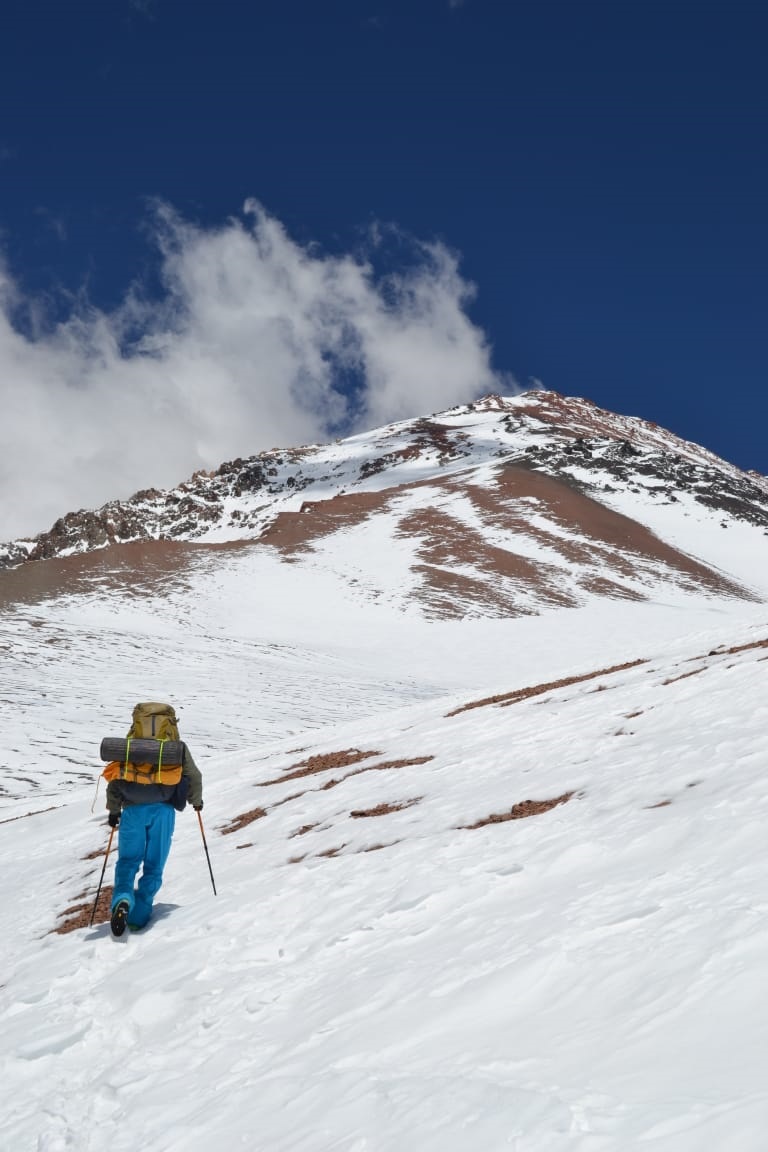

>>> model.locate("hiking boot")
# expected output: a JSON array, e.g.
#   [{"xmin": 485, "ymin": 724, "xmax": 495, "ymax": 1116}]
[{"xmin": 110, "ymin": 900, "xmax": 130, "ymax": 937}]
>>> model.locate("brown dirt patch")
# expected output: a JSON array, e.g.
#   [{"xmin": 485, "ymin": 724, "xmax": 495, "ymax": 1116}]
[
  {"xmin": 462, "ymin": 791, "xmax": 574, "ymax": 829},
  {"xmin": 262, "ymin": 749, "xmax": 380, "ymax": 786},
  {"xmin": 663, "ymin": 668, "xmax": 706, "ymax": 685},
  {"xmin": 408, "ymin": 563, "xmax": 535, "ymax": 619},
  {"xmin": 260, "ymin": 491, "xmax": 391, "ymax": 555},
  {"xmin": 721, "ymin": 637, "xmax": 768, "ymax": 656},
  {"xmin": 82, "ymin": 844, "xmax": 110, "ymax": 860},
  {"xmin": 577, "ymin": 575, "xmax": 645, "ymax": 601},
  {"xmin": 318, "ymin": 756, "xmax": 434, "ymax": 792},
  {"xmin": 647, "ymin": 800, "xmax": 672, "ymax": 809},
  {"xmin": 253, "ymin": 455, "xmax": 753, "ymax": 618},
  {"xmin": 54, "ymin": 885, "xmax": 113, "ymax": 934},
  {"xmin": 269, "ymin": 791, "xmax": 309, "ymax": 809},
  {"xmin": 0, "ymin": 538, "xmax": 254, "ymax": 610},
  {"xmin": 362, "ymin": 756, "xmax": 433, "ymax": 773},
  {"xmin": 350, "ymin": 798, "xmax": 422, "ymax": 818},
  {"xmin": 220, "ymin": 807, "xmax": 267, "ymax": 835},
  {"xmin": 448, "ymin": 660, "xmax": 647, "ymax": 717},
  {"xmin": 398, "ymin": 505, "xmax": 574, "ymax": 618},
  {"xmin": 290, "ymin": 822, "xmax": 322, "ymax": 837},
  {"xmin": 454, "ymin": 464, "xmax": 750, "ymax": 603}
]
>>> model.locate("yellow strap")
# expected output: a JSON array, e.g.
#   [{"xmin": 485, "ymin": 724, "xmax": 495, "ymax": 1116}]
[
  {"xmin": 122, "ymin": 737, "xmax": 132, "ymax": 780},
  {"xmin": 158, "ymin": 739, "xmax": 165, "ymax": 784}
]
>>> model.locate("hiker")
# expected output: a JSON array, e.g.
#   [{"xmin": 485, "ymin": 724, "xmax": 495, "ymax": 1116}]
[{"xmin": 105, "ymin": 702, "xmax": 203, "ymax": 936}]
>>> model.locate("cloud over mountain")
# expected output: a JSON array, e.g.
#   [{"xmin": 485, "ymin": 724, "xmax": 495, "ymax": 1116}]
[{"xmin": 1, "ymin": 201, "xmax": 508, "ymax": 541}]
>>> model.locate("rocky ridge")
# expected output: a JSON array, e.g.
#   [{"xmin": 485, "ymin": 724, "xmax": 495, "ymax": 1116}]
[{"xmin": 3, "ymin": 390, "xmax": 768, "ymax": 573}]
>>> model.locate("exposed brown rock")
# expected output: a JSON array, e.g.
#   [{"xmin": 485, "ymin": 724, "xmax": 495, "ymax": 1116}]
[
  {"xmin": 447, "ymin": 660, "xmax": 647, "ymax": 717},
  {"xmin": 260, "ymin": 491, "xmax": 390, "ymax": 555},
  {"xmin": 722, "ymin": 637, "xmax": 768, "ymax": 656},
  {"xmin": 398, "ymin": 504, "xmax": 573, "ymax": 618},
  {"xmin": 359, "ymin": 444, "xmax": 421, "ymax": 478},
  {"xmin": 0, "ymin": 539, "xmax": 252, "ymax": 611},
  {"xmin": 350, "ymin": 798, "xmax": 422, "ymax": 818},
  {"xmin": 462, "ymin": 791, "xmax": 574, "ymax": 829},
  {"xmin": 82, "ymin": 845, "xmax": 110, "ymax": 860},
  {"xmin": 468, "ymin": 464, "xmax": 751, "ymax": 599},
  {"xmin": 363, "ymin": 756, "xmax": 434, "ymax": 772},
  {"xmin": 662, "ymin": 668, "xmax": 706, "ymax": 685},
  {"xmin": 317, "ymin": 756, "xmax": 434, "ymax": 792},
  {"xmin": 262, "ymin": 749, "xmax": 381, "ymax": 786},
  {"xmin": 53, "ymin": 886, "xmax": 113, "ymax": 934},
  {"xmin": 220, "ymin": 807, "xmax": 267, "ymax": 835},
  {"xmin": 290, "ymin": 823, "xmax": 322, "ymax": 837},
  {"xmin": 258, "ymin": 460, "xmax": 755, "ymax": 617}
]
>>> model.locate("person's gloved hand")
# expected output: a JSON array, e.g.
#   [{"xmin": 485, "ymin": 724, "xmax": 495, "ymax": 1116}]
[
  {"xmin": 108, "ymin": 813, "xmax": 120, "ymax": 828},
  {"xmin": 193, "ymin": 804, "xmax": 203, "ymax": 812}
]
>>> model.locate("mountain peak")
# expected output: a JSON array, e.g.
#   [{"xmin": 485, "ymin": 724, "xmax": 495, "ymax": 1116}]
[{"xmin": 3, "ymin": 391, "xmax": 768, "ymax": 619}]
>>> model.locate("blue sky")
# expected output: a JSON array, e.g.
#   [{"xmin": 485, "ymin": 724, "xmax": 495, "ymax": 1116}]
[{"xmin": 2, "ymin": 0, "xmax": 767, "ymax": 537}]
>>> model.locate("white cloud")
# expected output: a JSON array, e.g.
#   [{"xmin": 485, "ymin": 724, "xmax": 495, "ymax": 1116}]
[{"xmin": 0, "ymin": 201, "xmax": 513, "ymax": 542}]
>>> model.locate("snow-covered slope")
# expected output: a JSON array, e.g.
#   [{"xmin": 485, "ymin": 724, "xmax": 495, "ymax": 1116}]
[
  {"xmin": 2, "ymin": 616, "xmax": 768, "ymax": 1151},
  {"xmin": 1, "ymin": 517, "xmax": 766, "ymax": 808},
  {"xmin": 3, "ymin": 391, "xmax": 768, "ymax": 1150},
  {"xmin": 23, "ymin": 390, "xmax": 768, "ymax": 557},
  {"xmin": 4, "ymin": 392, "xmax": 768, "ymax": 634}
]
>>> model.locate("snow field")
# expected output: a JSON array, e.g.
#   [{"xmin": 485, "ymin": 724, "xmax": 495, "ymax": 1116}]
[
  {"xmin": 7, "ymin": 519, "xmax": 763, "ymax": 816},
  {"xmin": 2, "ymin": 617, "xmax": 768, "ymax": 1150}
]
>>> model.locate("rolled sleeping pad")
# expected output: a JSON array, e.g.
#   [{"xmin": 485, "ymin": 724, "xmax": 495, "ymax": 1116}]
[{"xmin": 100, "ymin": 737, "xmax": 186, "ymax": 766}]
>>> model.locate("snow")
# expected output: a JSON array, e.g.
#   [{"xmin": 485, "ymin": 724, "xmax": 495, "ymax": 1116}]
[
  {"xmin": 3, "ymin": 394, "xmax": 768, "ymax": 1149},
  {"xmin": 585, "ymin": 479, "xmax": 768, "ymax": 599},
  {"xmin": 3, "ymin": 530, "xmax": 768, "ymax": 1150}
]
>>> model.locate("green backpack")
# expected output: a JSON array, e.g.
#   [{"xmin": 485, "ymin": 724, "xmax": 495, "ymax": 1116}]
[{"xmin": 127, "ymin": 702, "xmax": 180, "ymax": 743}]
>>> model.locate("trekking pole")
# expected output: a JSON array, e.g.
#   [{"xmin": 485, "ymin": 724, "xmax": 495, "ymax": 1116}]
[
  {"xmin": 196, "ymin": 809, "xmax": 217, "ymax": 895},
  {"xmin": 89, "ymin": 825, "xmax": 116, "ymax": 927}
]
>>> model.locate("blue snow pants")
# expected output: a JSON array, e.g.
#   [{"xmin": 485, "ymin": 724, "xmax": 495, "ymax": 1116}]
[{"xmin": 111, "ymin": 803, "xmax": 176, "ymax": 928}]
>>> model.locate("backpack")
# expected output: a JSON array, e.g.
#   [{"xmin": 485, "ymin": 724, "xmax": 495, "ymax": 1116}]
[
  {"xmin": 101, "ymin": 702, "xmax": 184, "ymax": 787},
  {"xmin": 128, "ymin": 702, "xmax": 180, "ymax": 742}
]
